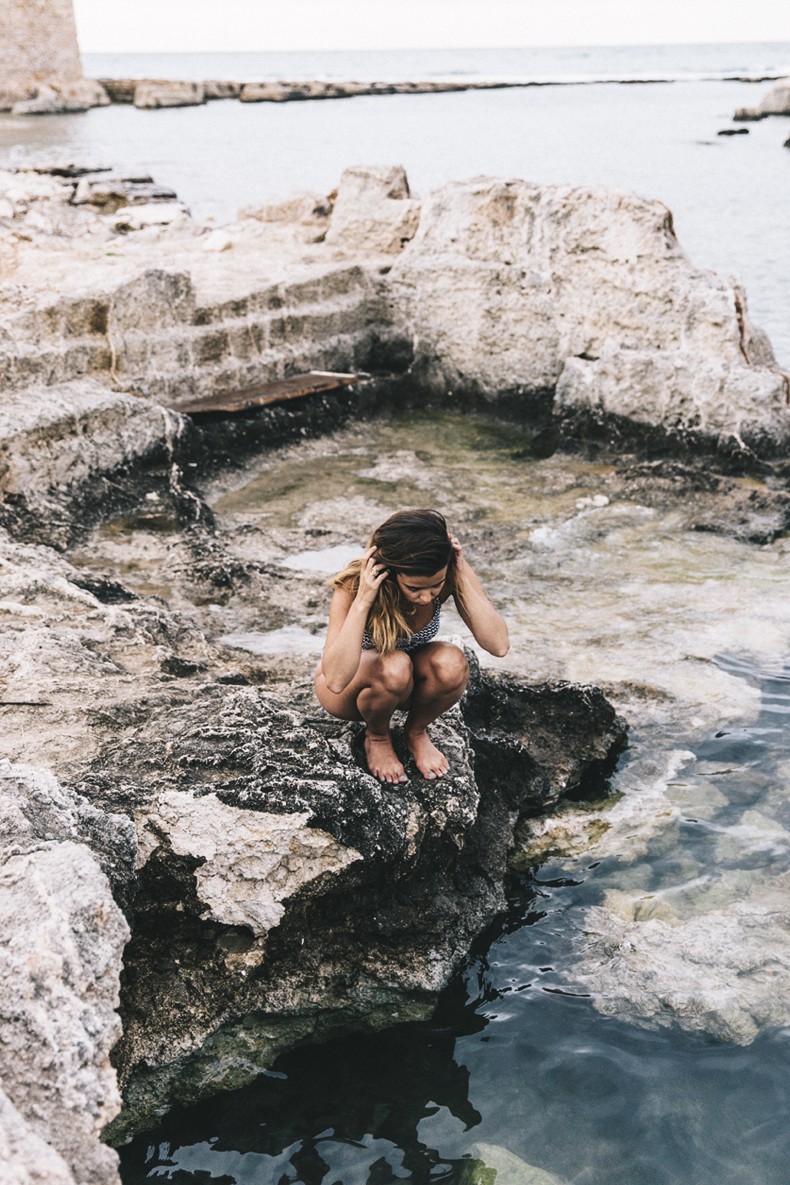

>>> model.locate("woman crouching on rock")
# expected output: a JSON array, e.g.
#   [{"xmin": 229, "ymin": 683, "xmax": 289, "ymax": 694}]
[{"xmin": 315, "ymin": 508, "xmax": 509, "ymax": 783}]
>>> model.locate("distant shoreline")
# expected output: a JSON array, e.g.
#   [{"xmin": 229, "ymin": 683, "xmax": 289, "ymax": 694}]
[{"xmin": 97, "ymin": 72, "xmax": 786, "ymax": 110}]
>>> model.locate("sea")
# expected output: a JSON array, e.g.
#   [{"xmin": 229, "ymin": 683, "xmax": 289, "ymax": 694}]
[{"xmin": 0, "ymin": 42, "xmax": 788, "ymax": 360}]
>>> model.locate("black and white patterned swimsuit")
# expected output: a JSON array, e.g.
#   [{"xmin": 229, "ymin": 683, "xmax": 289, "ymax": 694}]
[{"xmin": 361, "ymin": 599, "xmax": 441, "ymax": 652}]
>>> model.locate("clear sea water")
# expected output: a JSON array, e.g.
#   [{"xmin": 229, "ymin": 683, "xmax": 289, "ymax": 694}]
[{"xmin": 0, "ymin": 43, "xmax": 788, "ymax": 360}]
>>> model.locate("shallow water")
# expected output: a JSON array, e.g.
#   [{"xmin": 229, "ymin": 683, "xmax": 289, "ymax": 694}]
[{"xmin": 97, "ymin": 407, "xmax": 790, "ymax": 1184}]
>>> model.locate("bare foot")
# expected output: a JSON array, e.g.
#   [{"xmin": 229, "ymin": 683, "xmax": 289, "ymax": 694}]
[
  {"xmin": 364, "ymin": 731, "xmax": 408, "ymax": 784},
  {"xmin": 405, "ymin": 728, "xmax": 449, "ymax": 780}
]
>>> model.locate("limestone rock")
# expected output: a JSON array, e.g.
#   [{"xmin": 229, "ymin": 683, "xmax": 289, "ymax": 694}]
[
  {"xmin": 0, "ymin": 0, "xmax": 82, "ymax": 103},
  {"xmin": 134, "ymin": 81, "xmax": 206, "ymax": 109},
  {"xmin": 0, "ymin": 1086, "xmax": 77, "ymax": 1185},
  {"xmin": 734, "ymin": 77, "xmax": 790, "ymax": 120},
  {"xmin": 111, "ymin": 202, "xmax": 190, "ymax": 232},
  {"xmin": 204, "ymin": 80, "xmax": 242, "ymax": 100},
  {"xmin": 569, "ymin": 887, "xmax": 790, "ymax": 1044},
  {"xmin": 12, "ymin": 79, "xmax": 109, "ymax": 115},
  {"xmin": 138, "ymin": 790, "xmax": 363, "ymax": 935},
  {"xmin": 325, "ymin": 165, "xmax": 421, "ymax": 254},
  {"xmin": 469, "ymin": 1143, "xmax": 570, "ymax": 1185},
  {"xmin": 0, "ymin": 760, "xmax": 130, "ymax": 1185},
  {"xmin": 72, "ymin": 172, "xmax": 178, "ymax": 210},
  {"xmin": 388, "ymin": 176, "xmax": 790, "ymax": 451},
  {"xmin": 0, "ymin": 379, "xmax": 184, "ymax": 524}
]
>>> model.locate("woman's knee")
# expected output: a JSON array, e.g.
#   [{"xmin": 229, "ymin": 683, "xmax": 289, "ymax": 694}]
[
  {"xmin": 375, "ymin": 649, "xmax": 414, "ymax": 696},
  {"xmin": 421, "ymin": 645, "xmax": 469, "ymax": 690}
]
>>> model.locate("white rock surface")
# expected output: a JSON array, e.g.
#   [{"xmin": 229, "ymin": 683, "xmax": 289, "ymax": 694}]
[
  {"xmin": 134, "ymin": 80, "xmax": 206, "ymax": 109},
  {"xmin": 325, "ymin": 165, "xmax": 421, "ymax": 254},
  {"xmin": 0, "ymin": 761, "xmax": 130, "ymax": 1185},
  {"xmin": 0, "ymin": 1086, "xmax": 76, "ymax": 1185},
  {"xmin": 138, "ymin": 790, "xmax": 362, "ymax": 935},
  {"xmin": 734, "ymin": 77, "xmax": 790, "ymax": 119},
  {"xmin": 470, "ymin": 1143, "xmax": 570, "ymax": 1185},
  {"xmin": 569, "ymin": 887, "xmax": 790, "ymax": 1044},
  {"xmin": 0, "ymin": 378, "xmax": 183, "ymax": 502},
  {"xmin": 389, "ymin": 176, "xmax": 790, "ymax": 450}
]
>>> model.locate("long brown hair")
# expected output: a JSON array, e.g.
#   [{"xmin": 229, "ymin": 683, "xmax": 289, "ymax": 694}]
[{"xmin": 333, "ymin": 508, "xmax": 455, "ymax": 655}]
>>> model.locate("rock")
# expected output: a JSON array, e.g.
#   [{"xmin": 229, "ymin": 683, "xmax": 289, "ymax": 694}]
[
  {"xmin": 11, "ymin": 79, "xmax": 109, "ymax": 115},
  {"xmin": 717, "ymin": 127, "xmax": 749, "ymax": 136},
  {"xmin": 324, "ymin": 164, "xmax": 421, "ymax": 254},
  {"xmin": 111, "ymin": 202, "xmax": 190, "ymax": 232},
  {"xmin": 0, "ymin": 379, "xmax": 186, "ymax": 542},
  {"xmin": 388, "ymin": 175, "xmax": 790, "ymax": 452},
  {"xmin": 238, "ymin": 191, "xmax": 334, "ymax": 244},
  {"xmin": 0, "ymin": 760, "xmax": 130, "ymax": 1185},
  {"xmin": 752, "ymin": 77, "xmax": 790, "ymax": 115},
  {"xmin": 134, "ymin": 80, "xmax": 206, "ymax": 109},
  {"xmin": 468, "ymin": 1144, "xmax": 570, "ymax": 1185},
  {"xmin": 137, "ymin": 790, "xmax": 363, "ymax": 935},
  {"xmin": 568, "ymin": 884, "xmax": 790, "ymax": 1044},
  {"xmin": 72, "ymin": 173, "xmax": 178, "ymax": 211},
  {"xmin": 97, "ymin": 78, "xmax": 136, "ymax": 103},
  {"xmin": 0, "ymin": 1085, "xmax": 77, "ymax": 1185},
  {"xmin": 204, "ymin": 80, "xmax": 242, "ymax": 100},
  {"xmin": 733, "ymin": 107, "xmax": 765, "ymax": 121}
]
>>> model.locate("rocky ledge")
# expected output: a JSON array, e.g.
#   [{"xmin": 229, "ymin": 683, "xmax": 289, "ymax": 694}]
[
  {"xmin": 0, "ymin": 499, "xmax": 625, "ymax": 1181},
  {"xmin": 1, "ymin": 160, "xmax": 788, "ymax": 467}
]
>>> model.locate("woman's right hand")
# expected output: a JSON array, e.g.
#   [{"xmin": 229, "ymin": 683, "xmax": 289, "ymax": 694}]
[{"xmin": 356, "ymin": 546, "xmax": 389, "ymax": 608}]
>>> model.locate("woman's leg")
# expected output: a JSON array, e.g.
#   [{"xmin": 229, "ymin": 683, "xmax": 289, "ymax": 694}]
[
  {"xmin": 403, "ymin": 643, "xmax": 470, "ymax": 779},
  {"xmin": 314, "ymin": 649, "xmax": 414, "ymax": 783}
]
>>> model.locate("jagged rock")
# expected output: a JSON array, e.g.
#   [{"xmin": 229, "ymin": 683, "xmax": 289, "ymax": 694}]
[
  {"xmin": 0, "ymin": 761, "xmax": 130, "ymax": 1185},
  {"xmin": 388, "ymin": 176, "xmax": 790, "ymax": 451},
  {"xmin": 734, "ymin": 77, "xmax": 790, "ymax": 120},
  {"xmin": 325, "ymin": 164, "xmax": 421, "ymax": 254},
  {"xmin": 63, "ymin": 661, "xmax": 624, "ymax": 1130},
  {"xmin": 111, "ymin": 202, "xmax": 190, "ymax": 232},
  {"xmin": 134, "ymin": 80, "xmax": 206, "ymax": 109},
  {"xmin": 137, "ymin": 790, "xmax": 363, "ymax": 934}
]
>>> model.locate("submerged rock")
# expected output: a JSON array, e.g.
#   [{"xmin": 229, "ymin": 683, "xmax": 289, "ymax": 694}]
[{"xmin": 468, "ymin": 1143, "xmax": 570, "ymax": 1185}]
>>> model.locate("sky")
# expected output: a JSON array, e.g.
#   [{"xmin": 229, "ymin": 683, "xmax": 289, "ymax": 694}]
[{"xmin": 73, "ymin": 0, "xmax": 790, "ymax": 54}]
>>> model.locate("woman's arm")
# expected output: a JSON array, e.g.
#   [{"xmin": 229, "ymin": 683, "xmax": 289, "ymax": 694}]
[
  {"xmin": 449, "ymin": 536, "xmax": 510, "ymax": 657},
  {"xmin": 320, "ymin": 549, "xmax": 388, "ymax": 693}
]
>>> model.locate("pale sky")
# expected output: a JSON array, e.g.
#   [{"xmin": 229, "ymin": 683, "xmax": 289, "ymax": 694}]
[{"xmin": 74, "ymin": 0, "xmax": 790, "ymax": 54}]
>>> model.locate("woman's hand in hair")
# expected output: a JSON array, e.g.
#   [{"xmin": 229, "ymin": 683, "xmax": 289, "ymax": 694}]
[
  {"xmin": 356, "ymin": 547, "xmax": 389, "ymax": 608},
  {"xmin": 449, "ymin": 533, "xmax": 467, "ymax": 573}
]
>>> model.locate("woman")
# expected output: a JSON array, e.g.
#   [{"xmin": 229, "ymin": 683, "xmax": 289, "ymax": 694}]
[{"xmin": 315, "ymin": 509, "xmax": 509, "ymax": 784}]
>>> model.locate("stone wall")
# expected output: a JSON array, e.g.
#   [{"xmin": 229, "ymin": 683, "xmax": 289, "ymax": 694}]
[{"xmin": 0, "ymin": 0, "xmax": 82, "ymax": 92}]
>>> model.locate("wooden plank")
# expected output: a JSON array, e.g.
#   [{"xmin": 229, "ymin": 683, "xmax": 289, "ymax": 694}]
[{"xmin": 176, "ymin": 370, "xmax": 359, "ymax": 416}]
